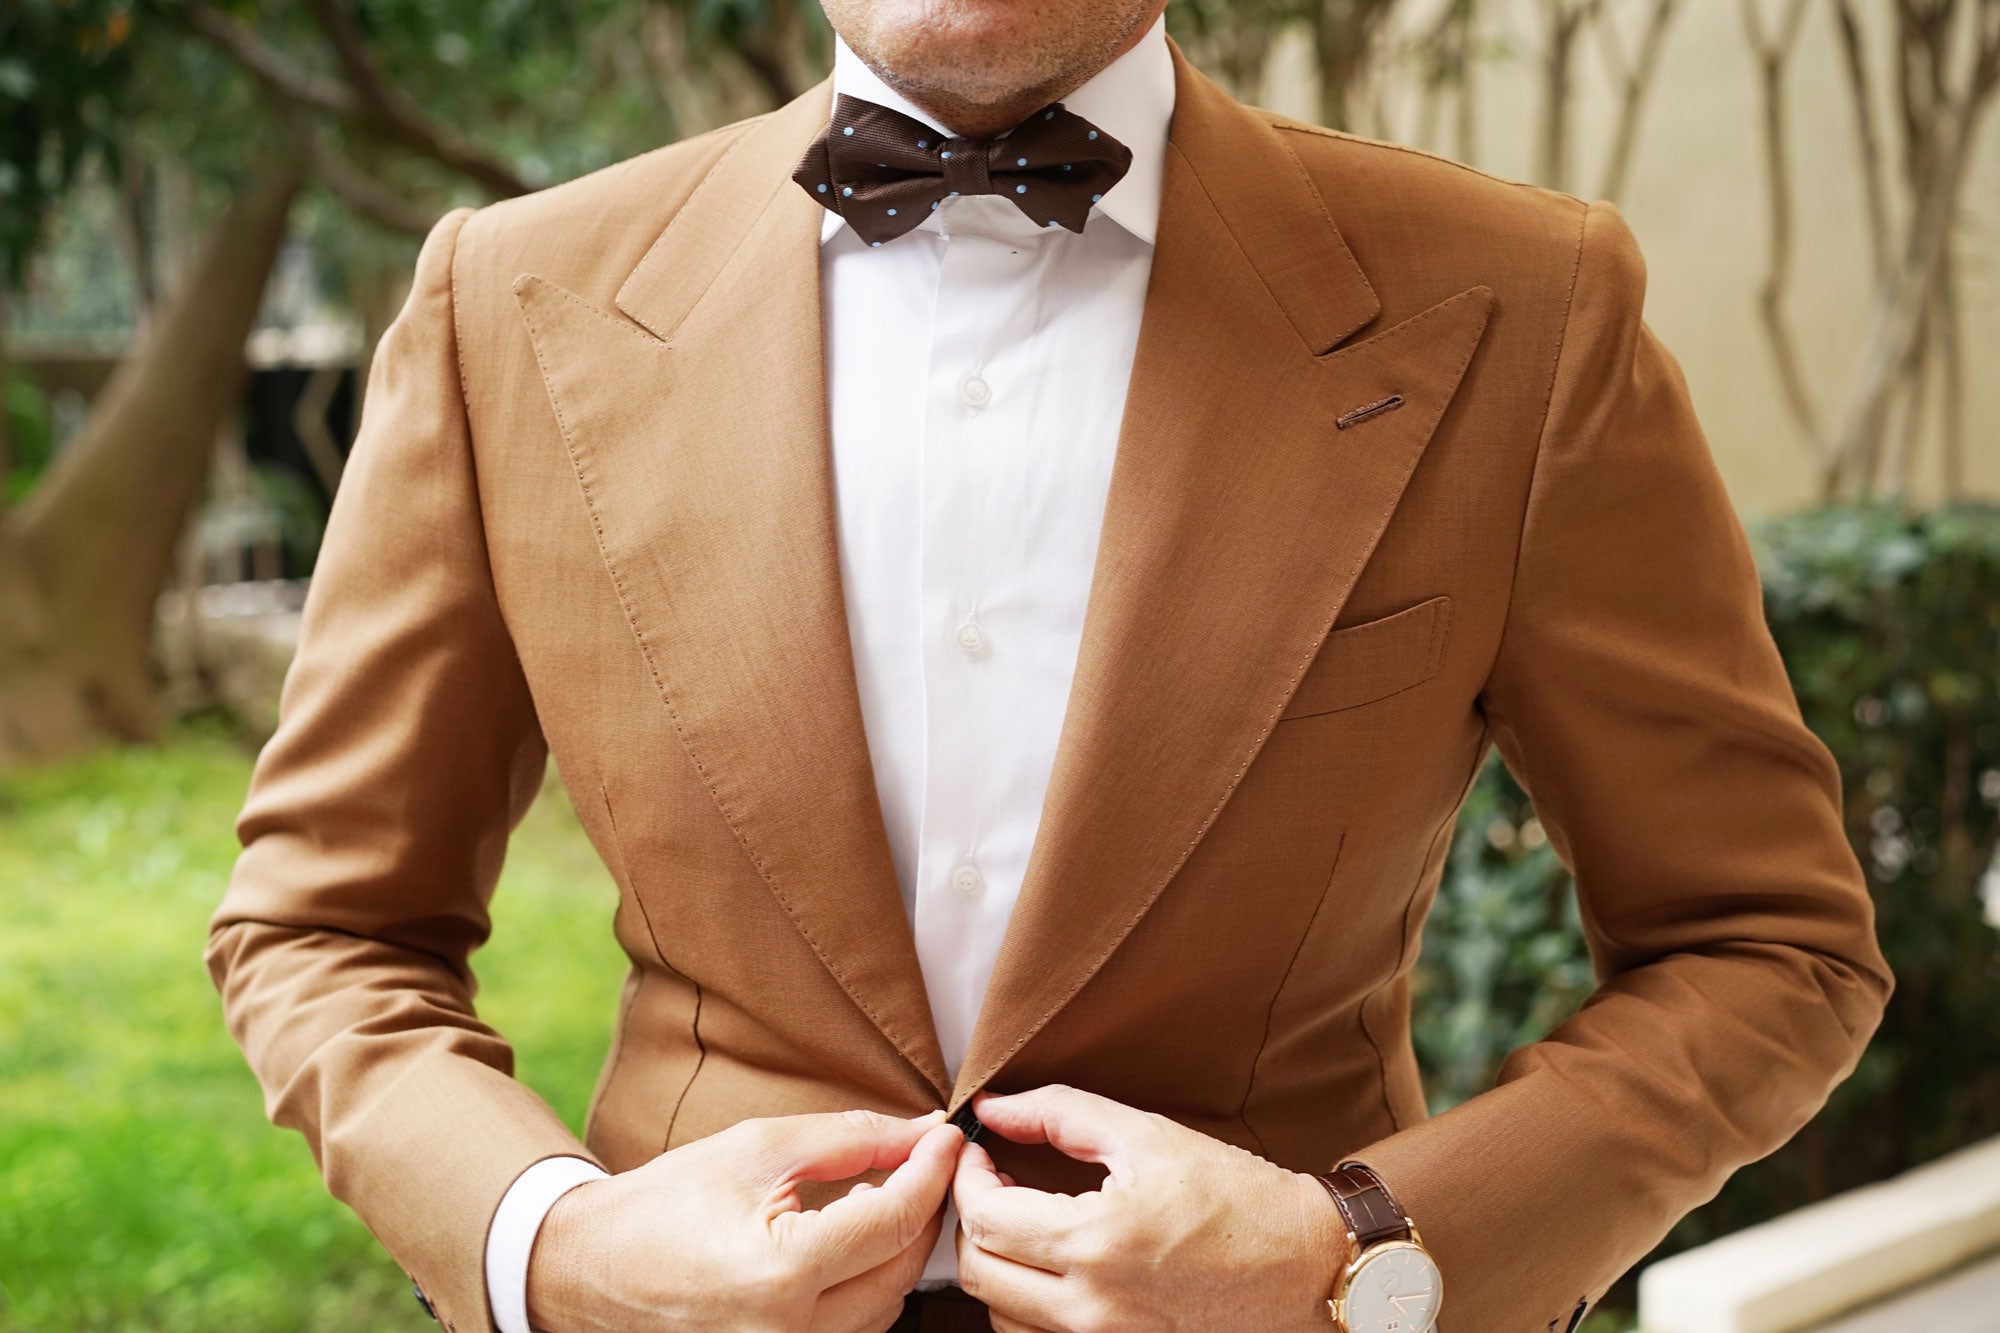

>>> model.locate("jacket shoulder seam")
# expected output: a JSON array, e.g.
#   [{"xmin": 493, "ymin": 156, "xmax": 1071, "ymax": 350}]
[{"xmin": 1264, "ymin": 115, "xmax": 1589, "ymax": 208}]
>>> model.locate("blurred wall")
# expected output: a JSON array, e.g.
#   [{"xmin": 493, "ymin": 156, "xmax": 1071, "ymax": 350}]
[{"xmin": 1260, "ymin": 0, "xmax": 2000, "ymax": 517}]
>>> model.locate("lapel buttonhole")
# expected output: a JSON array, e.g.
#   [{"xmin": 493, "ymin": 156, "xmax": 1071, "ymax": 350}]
[{"xmin": 1335, "ymin": 393, "xmax": 1405, "ymax": 431}]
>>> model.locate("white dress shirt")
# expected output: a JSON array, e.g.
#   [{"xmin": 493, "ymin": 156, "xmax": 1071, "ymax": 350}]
[{"xmin": 484, "ymin": 15, "xmax": 1175, "ymax": 1328}]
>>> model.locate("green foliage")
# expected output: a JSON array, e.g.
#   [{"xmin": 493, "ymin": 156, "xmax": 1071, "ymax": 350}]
[
  {"xmin": 268, "ymin": 0, "xmax": 672, "ymax": 183},
  {"xmin": 8, "ymin": 0, "xmax": 832, "ymax": 337},
  {"xmin": 250, "ymin": 462, "xmax": 329, "ymax": 577},
  {"xmin": 3, "ymin": 368, "xmax": 54, "ymax": 504},
  {"xmin": 1726, "ymin": 504, "xmax": 2000, "ymax": 1213},
  {"xmin": 1411, "ymin": 759, "xmax": 1588, "ymax": 1113},
  {"xmin": 0, "ymin": 1, "xmax": 140, "ymax": 286},
  {"xmin": 1415, "ymin": 502, "xmax": 2000, "ymax": 1271},
  {"xmin": 0, "ymin": 723, "xmax": 627, "ymax": 1330}
]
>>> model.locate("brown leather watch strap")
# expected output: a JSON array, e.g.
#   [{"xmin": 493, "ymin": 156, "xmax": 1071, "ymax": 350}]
[{"xmin": 1314, "ymin": 1161, "xmax": 1413, "ymax": 1250}]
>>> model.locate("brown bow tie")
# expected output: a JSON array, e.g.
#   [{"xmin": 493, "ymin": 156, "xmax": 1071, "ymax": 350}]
[{"xmin": 793, "ymin": 91, "xmax": 1133, "ymax": 246}]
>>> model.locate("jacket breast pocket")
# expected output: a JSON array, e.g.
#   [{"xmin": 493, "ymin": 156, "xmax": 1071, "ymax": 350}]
[{"xmin": 1278, "ymin": 595, "xmax": 1452, "ymax": 721}]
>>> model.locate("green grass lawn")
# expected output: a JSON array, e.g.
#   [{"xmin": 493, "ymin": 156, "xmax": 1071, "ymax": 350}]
[
  {"xmin": 0, "ymin": 726, "xmax": 1641, "ymax": 1333},
  {"xmin": 0, "ymin": 723, "xmax": 627, "ymax": 1331}
]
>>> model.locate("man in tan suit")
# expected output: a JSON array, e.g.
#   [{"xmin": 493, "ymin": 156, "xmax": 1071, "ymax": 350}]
[{"xmin": 207, "ymin": 0, "xmax": 1893, "ymax": 1329}]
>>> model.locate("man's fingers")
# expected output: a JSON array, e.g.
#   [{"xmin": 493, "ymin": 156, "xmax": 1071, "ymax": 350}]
[
  {"xmin": 952, "ymin": 1139, "xmax": 1085, "ymax": 1273},
  {"xmin": 811, "ymin": 1199, "xmax": 945, "ymax": 1332},
  {"xmin": 954, "ymin": 1225, "xmax": 1081, "ymax": 1332},
  {"xmin": 988, "ymin": 1317, "xmax": 1058, "ymax": 1333},
  {"xmin": 798, "ymin": 1121, "xmax": 961, "ymax": 1284},
  {"xmin": 970, "ymin": 1085, "xmax": 1151, "ymax": 1174},
  {"xmin": 746, "ymin": 1108, "xmax": 949, "ymax": 1188}
]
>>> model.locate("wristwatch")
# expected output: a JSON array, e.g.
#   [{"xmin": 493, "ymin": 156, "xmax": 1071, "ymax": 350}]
[{"xmin": 1314, "ymin": 1162, "xmax": 1442, "ymax": 1333}]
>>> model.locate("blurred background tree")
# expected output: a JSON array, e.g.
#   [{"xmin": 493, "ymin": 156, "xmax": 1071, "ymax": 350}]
[
  {"xmin": 0, "ymin": 0, "xmax": 835, "ymax": 764},
  {"xmin": 6, "ymin": 0, "xmax": 1998, "ymax": 761}
]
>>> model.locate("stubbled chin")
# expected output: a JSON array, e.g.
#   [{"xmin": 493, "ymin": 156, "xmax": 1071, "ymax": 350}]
[{"xmin": 853, "ymin": 5, "xmax": 1055, "ymax": 82}]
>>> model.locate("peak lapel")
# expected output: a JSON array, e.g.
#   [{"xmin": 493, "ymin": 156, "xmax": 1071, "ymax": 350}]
[
  {"xmin": 515, "ymin": 77, "xmax": 952, "ymax": 1099},
  {"xmin": 952, "ymin": 43, "xmax": 1494, "ymax": 1104}
]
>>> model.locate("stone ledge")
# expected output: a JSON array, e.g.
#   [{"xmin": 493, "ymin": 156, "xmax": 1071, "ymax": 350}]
[
  {"xmin": 1809, "ymin": 1249, "xmax": 2000, "ymax": 1333},
  {"xmin": 1637, "ymin": 1135, "xmax": 2000, "ymax": 1333}
]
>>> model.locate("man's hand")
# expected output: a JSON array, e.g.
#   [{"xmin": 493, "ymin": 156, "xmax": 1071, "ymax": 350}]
[
  {"xmin": 953, "ymin": 1087, "xmax": 1349, "ymax": 1333},
  {"xmin": 526, "ymin": 1108, "xmax": 960, "ymax": 1332}
]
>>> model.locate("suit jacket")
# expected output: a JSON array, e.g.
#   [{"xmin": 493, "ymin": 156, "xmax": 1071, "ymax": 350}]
[{"xmin": 207, "ymin": 32, "xmax": 1892, "ymax": 1333}]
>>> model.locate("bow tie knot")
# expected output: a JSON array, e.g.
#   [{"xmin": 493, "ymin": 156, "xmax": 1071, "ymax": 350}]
[{"xmin": 794, "ymin": 92, "xmax": 1133, "ymax": 246}]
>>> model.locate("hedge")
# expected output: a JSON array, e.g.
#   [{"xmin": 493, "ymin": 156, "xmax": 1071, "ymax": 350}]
[{"xmin": 1416, "ymin": 503, "xmax": 2000, "ymax": 1265}]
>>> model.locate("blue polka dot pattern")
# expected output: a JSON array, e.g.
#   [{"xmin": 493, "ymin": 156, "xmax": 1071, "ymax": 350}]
[{"xmin": 791, "ymin": 91, "xmax": 1133, "ymax": 246}]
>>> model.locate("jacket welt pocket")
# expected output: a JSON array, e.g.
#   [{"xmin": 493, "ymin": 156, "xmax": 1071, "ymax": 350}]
[{"xmin": 1278, "ymin": 595, "xmax": 1452, "ymax": 721}]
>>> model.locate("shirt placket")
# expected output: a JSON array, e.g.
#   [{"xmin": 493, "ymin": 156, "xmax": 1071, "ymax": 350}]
[{"xmin": 912, "ymin": 202, "xmax": 1050, "ymax": 1080}]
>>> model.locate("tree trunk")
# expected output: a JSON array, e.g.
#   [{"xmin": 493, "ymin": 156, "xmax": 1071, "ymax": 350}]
[
  {"xmin": 0, "ymin": 160, "xmax": 301, "ymax": 766},
  {"xmin": 1315, "ymin": 0, "xmax": 1400, "ymax": 131},
  {"xmin": 0, "ymin": 301, "xmax": 13, "ymax": 492},
  {"xmin": 1826, "ymin": 93, "xmax": 1989, "ymax": 486}
]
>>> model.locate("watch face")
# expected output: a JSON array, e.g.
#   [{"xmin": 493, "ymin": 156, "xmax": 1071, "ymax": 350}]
[{"xmin": 1341, "ymin": 1243, "xmax": 1442, "ymax": 1333}]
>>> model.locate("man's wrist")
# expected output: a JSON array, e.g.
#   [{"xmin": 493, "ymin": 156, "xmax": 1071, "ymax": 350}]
[
  {"xmin": 1293, "ymin": 1170, "xmax": 1354, "ymax": 1317},
  {"xmin": 523, "ymin": 1176, "xmax": 592, "ymax": 1332},
  {"xmin": 488, "ymin": 1156, "xmax": 607, "ymax": 1333},
  {"xmin": 1311, "ymin": 1163, "xmax": 1443, "ymax": 1332}
]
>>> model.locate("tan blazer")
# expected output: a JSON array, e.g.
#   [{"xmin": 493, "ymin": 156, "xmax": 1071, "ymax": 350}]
[{"xmin": 208, "ymin": 33, "xmax": 1892, "ymax": 1333}]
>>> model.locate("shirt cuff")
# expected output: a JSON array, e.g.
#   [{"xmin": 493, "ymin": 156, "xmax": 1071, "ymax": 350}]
[{"xmin": 485, "ymin": 1155, "xmax": 610, "ymax": 1333}]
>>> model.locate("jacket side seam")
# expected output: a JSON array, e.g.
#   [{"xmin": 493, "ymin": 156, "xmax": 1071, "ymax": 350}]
[
  {"xmin": 1235, "ymin": 829, "xmax": 1348, "ymax": 1160},
  {"xmin": 1358, "ymin": 728, "xmax": 1493, "ymax": 1135}
]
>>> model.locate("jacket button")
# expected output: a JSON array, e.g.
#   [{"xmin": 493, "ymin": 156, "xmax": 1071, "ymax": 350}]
[{"xmin": 950, "ymin": 1103, "xmax": 987, "ymax": 1143}]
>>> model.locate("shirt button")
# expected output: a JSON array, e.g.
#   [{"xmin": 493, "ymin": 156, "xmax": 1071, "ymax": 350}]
[
  {"xmin": 951, "ymin": 862, "xmax": 984, "ymax": 896},
  {"xmin": 960, "ymin": 374, "xmax": 992, "ymax": 410},
  {"xmin": 954, "ymin": 615, "xmax": 986, "ymax": 657}
]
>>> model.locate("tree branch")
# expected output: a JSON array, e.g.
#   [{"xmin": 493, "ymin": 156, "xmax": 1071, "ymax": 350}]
[
  {"xmin": 1933, "ymin": 238, "xmax": 1963, "ymax": 500},
  {"xmin": 311, "ymin": 143, "xmax": 440, "ymax": 237},
  {"xmin": 1536, "ymin": 0, "xmax": 1604, "ymax": 192},
  {"xmin": 183, "ymin": 3, "xmax": 359, "ymax": 118},
  {"xmin": 1828, "ymin": 50, "xmax": 1997, "ymax": 490},
  {"xmin": 186, "ymin": 0, "xmax": 533, "ymax": 200},
  {"xmin": 1832, "ymin": 0, "xmax": 1891, "ymax": 281},
  {"xmin": 1596, "ymin": 0, "xmax": 1680, "ymax": 202},
  {"xmin": 1825, "ymin": 0, "xmax": 2000, "ymax": 491},
  {"xmin": 1739, "ymin": 0, "xmax": 1827, "ymax": 484},
  {"xmin": 297, "ymin": 0, "xmax": 535, "ymax": 198},
  {"xmin": 268, "ymin": 92, "xmax": 439, "ymax": 237},
  {"xmin": 730, "ymin": 0, "xmax": 803, "ymax": 107}
]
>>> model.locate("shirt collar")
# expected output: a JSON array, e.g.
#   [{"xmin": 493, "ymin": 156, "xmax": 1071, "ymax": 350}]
[{"xmin": 819, "ymin": 11, "xmax": 1174, "ymax": 247}]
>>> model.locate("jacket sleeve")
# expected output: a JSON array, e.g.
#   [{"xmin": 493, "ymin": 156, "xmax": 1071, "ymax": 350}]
[
  {"xmin": 1353, "ymin": 201, "xmax": 1893, "ymax": 1331},
  {"xmin": 204, "ymin": 206, "xmax": 601, "ymax": 1333}
]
